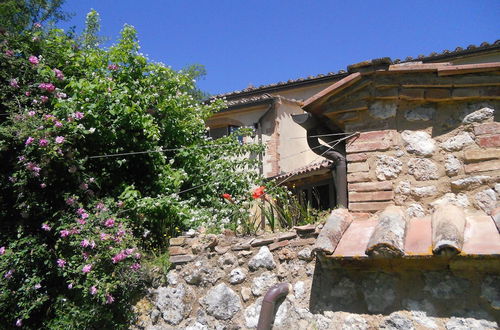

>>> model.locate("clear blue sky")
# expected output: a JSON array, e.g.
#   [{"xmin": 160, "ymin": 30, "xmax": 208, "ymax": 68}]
[{"xmin": 61, "ymin": 0, "xmax": 500, "ymax": 96}]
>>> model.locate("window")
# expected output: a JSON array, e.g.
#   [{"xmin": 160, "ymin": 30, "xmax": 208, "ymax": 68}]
[
  {"xmin": 208, "ymin": 125, "xmax": 243, "ymax": 143},
  {"xmin": 297, "ymin": 179, "xmax": 335, "ymax": 210}
]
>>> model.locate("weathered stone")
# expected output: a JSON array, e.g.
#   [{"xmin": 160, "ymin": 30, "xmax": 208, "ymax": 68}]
[
  {"xmin": 348, "ymin": 162, "xmax": 369, "ymax": 173},
  {"xmin": 250, "ymin": 237, "xmax": 275, "ymax": 247},
  {"xmin": 404, "ymin": 299, "xmax": 438, "ymax": 329},
  {"xmin": 237, "ymin": 250, "xmax": 253, "ymax": 257},
  {"xmin": 362, "ymin": 272, "xmax": 396, "ymax": 312},
  {"xmin": 269, "ymin": 239, "xmax": 290, "ymax": 251},
  {"xmin": 166, "ymin": 270, "xmax": 179, "ymax": 286},
  {"xmin": 214, "ymin": 245, "xmax": 230, "ymax": 254},
  {"xmin": 244, "ymin": 297, "xmax": 289, "ymax": 328},
  {"xmin": 380, "ymin": 312, "xmax": 415, "ymax": 330},
  {"xmin": 314, "ymin": 208, "xmax": 353, "ymax": 254},
  {"xmin": 369, "ymin": 101, "xmax": 397, "ymax": 119},
  {"xmin": 251, "ymin": 271, "xmax": 278, "ymax": 296},
  {"xmin": 481, "ymin": 275, "xmax": 500, "ymax": 310},
  {"xmin": 183, "ymin": 262, "xmax": 222, "ymax": 286},
  {"xmin": 465, "ymin": 159, "xmax": 500, "ymax": 174},
  {"xmin": 349, "ymin": 181, "xmax": 393, "ymax": 192},
  {"xmin": 408, "ymin": 158, "xmax": 439, "ymax": 181},
  {"xmin": 294, "ymin": 281, "xmax": 306, "ymax": 299},
  {"xmin": 169, "ymin": 237, "xmax": 186, "ymax": 246},
  {"xmin": 451, "ymin": 175, "xmax": 491, "ymax": 190},
  {"xmin": 293, "ymin": 224, "xmax": 316, "ymax": 233},
  {"xmin": 288, "ymin": 237, "xmax": 316, "ymax": 247},
  {"xmin": 366, "ymin": 206, "xmax": 407, "ymax": 257},
  {"xmin": 440, "ymin": 132, "xmax": 474, "ymax": 151},
  {"xmin": 199, "ymin": 283, "xmax": 241, "ymax": 320},
  {"xmin": 462, "ymin": 107, "xmax": 494, "ymax": 123},
  {"xmin": 150, "ymin": 308, "xmax": 160, "ymax": 324},
  {"xmin": 474, "ymin": 189, "xmax": 497, "ymax": 215},
  {"xmin": 445, "ymin": 317, "xmax": 498, "ymax": 330},
  {"xmin": 401, "ymin": 130, "xmax": 436, "ymax": 156},
  {"xmin": 306, "ymin": 263, "xmax": 315, "ymax": 276},
  {"xmin": 248, "ymin": 246, "xmax": 276, "ymax": 271},
  {"xmin": 218, "ymin": 253, "xmax": 237, "ymax": 269},
  {"xmin": 431, "ymin": 193, "xmax": 470, "ymax": 210},
  {"xmin": 240, "ymin": 287, "xmax": 251, "ymax": 302},
  {"xmin": 411, "ymin": 185, "xmax": 438, "ymax": 198},
  {"xmin": 405, "ymin": 107, "xmax": 435, "ymax": 121},
  {"xmin": 474, "ymin": 121, "xmax": 500, "ymax": 135},
  {"xmin": 395, "ymin": 181, "xmax": 411, "ymax": 196},
  {"xmin": 406, "ymin": 203, "xmax": 425, "ymax": 218},
  {"xmin": 424, "ymin": 271, "xmax": 470, "ymax": 299},
  {"xmin": 276, "ymin": 231, "xmax": 297, "ymax": 241},
  {"xmin": 169, "ymin": 246, "xmax": 189, "ymax": 256},
  {"xmin": 445, "ymin": 155, "xmax": 461, "ymax": 176},
  {"xmin": 477, "ymin": 134, "xmax": 500, "ymax": 148},
  {"xmin": 170, "ymin": 254, "xmax": 194, "ymax": 265},
  {"xmin": 277, "ymin": 248, "xmax": 296, "ymax": 260},
  {"xmin": 464, "ymin": 148, "xmax": 500, "ymax": 162},
  {"xmin": 156, "ymin": 284, "xmax": 193, "ymax": 325},
  {"xmin": 229, "ymin": 267, "xmax": 246, "ymax": 285},
  {"xmin": 297, "ymin": 247, "xmax": 314, "ymax": 261},
  {"xmin": 342, "ymin": 314, "xmax": 368, "ymax": 330},
  {"xmin": 330, "ymin": 277, "xmax": 357, "ymax": 307},
  {"xmin": 376, "ymin": 155, "xmax": 403, "ymax": 180}
]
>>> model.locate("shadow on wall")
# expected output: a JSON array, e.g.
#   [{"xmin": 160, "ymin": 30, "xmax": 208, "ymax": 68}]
[{"xmin": 308, "ymin": 259, "xmax": 500, "ymax": 322}]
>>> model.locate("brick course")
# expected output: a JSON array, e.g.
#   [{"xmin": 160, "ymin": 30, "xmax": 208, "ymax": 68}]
[{"xmin": 477, "ymin": 134, "xmax": 500, "ymax": 148}]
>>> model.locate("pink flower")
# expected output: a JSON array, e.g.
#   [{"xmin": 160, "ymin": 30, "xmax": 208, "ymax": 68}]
[
  {"xmin": 10, "ymin": 79, "xmax": 19, "ymax": 88},
  {"xmin": 81, "ymin": 239, "xmax": 90, "ymax": 247},
  {"xmin": 28, "ymin": 111, "xmax": 36, "ymax": 116},
  {"xmin": 53, "ymin": 68, "xmax": 64, "ymax": 80},
  {"xmin": 81, "ymin": 212, "xmax": 89, "ymax": 219},
  {"xmin": 38, "ymin": 82, "xmax": 55, "ymax": 92},
  {"xmin": 104, "ymin": 218, "xmax": 115, "ymax": 227},
  {"xmin": 82, "ymin": 252, "xmax": 89, "ymax": 260},
  {"xmin": 96, "ymin": 202, "xmax": 105, "ymax": 210},
  {"xmin": 130, "ymin": 263, "xmax": 141, "ymax": 270},
  {"xmin": 60, "ymin": 229, "xmax": 70, "ymax": 237},
  {"xmin": 33, "ymin": 22, "xmax": 42, "ymax": 28},
  {"xmin": 40, "ymin": 183, "xmax": 46, "ymax": 188},
  {"xmin": 108, "ymin": 63, "xmax": 119, "ymax": 70},
  {"xmin": 39, "ymin": 138, "xmax": 49, "ymax": 147},
  {"xmin": 5, "ymin": 49, "xmax": 14, "ymax": 57},
  {"xmin": 134, "ymin": 252, "xmax": 142, "ymax": 259},
  {"xmin": 41, "ymin": 223, "xmax": 51, "ymax": 231},
  {"xmin": 73, "ymin": 112, "xmax": 84, "ymax": 120},
  {"xmin": 77, "ymin": 208, "xmax": 86, "ymax": 215},
  {"xmin": 111, "ymin": 252, "xmax": 126, "ymax": 263},
  {"xmin": 55, "ymin": 136, "xmax": 65, "ymax": 144},
  {"xmin": 25, "ymin": 91, "xmax": 31, "ymax": 96},
  {"xmin": 40, "ymin": 95, "xmax": 49, "ymax": 103},
  {"xmin": 65, "ymin": 197, "xmax": 75, "ymax": 205},
  {"xmin": 90, "ymin": 241, "xmax": 96, "ymax": 249},
  {"xmin": 26, "ymin": 162, "xmax": 41, "ymax": 175},
  {"xmin": 57, "ymin": 259, "xmax": 66, "ymax": 267},
  {"xmin": 79, "ymin": 183, "xmax": 88, "ymax": 190},
  {"xmin": 15, "ymin": 319, "xmax": 22, "ymax": 327},
  {"xmin": 29, "ymin": 55, "xmax": 39, "ymax": 65},
  {"xmin": 43, "ymin": 114, "xmax": 55, "ymax": 120},
  {"xmin": 106, "ymin": 294, "xmax": 115, "ymax": 304},
  {"xmin": 55, "ymin": 92, "xmax": 66, "ymax": 99},
  {"xmin": 25, "ymin": 136, "xmax": 35, "ymax": 145},
  {"xmin": 68, "ymin": 283, "xmax": 73, "ymax": 289},
  {"xmin": 77, "ymin": 218, "xmax": 86, "ymax": 225},
  {"xmin": 4, "ymin": 269, "xmax": 13, "ymax": 278},
  {"xmin": 90, "ymin": 286, "xmax": 97, "ymax": 295},
  {"xmin": 54, "ymin": 121, "xmax": 63, "ymax": 127},
  {"xmin": 82, "ymin": 264, "xmax": 92, "ymax": 273},
  {"xmin": 34, "ymin": 283, "xmax": 42, "ymax": 289},
  {"xmin": 0, "ymin": 246, "xmax": 5, "ymax": 255},
  {"xmin": 100, "ymin": 233, "xmax": 109, "ymax": 240}
]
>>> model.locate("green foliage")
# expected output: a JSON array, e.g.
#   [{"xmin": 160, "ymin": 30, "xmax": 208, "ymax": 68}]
[{"xmin": 0, "ymin": 12, "xmax": 263, "ymax": 328}]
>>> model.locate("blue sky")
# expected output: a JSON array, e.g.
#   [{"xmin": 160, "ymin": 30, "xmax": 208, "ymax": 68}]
[{"xmin": 61, "ymin": 1, "xmax": 500, "ymax": 95}]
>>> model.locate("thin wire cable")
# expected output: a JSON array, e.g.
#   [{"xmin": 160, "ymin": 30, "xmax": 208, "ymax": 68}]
[{"xmin": 287, "ymin": 132, "xmax": 355, "ymax": 139}]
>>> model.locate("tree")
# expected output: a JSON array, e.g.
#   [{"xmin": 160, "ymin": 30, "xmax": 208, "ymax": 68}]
[{"xmin": 0, "ymin": 0, "xmax": 72, "ymax": 32}]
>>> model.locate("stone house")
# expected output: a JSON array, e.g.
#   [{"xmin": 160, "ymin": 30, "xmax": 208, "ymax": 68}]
[{"xmin": 138, "ymin": 42, "xmax": 500, "ymax": 329}]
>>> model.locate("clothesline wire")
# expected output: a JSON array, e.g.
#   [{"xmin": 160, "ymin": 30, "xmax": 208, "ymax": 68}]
[{"xmin": 287, "ymin": 132, "xmax": 355, "ymax": 139}]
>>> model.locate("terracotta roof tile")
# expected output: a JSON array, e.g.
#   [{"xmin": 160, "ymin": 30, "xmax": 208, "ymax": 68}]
[{"xmin": 271, "ymin": 159, "xmax": 332, "ymax": 182}]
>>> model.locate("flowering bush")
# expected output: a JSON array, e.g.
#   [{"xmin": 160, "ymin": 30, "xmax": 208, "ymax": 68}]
[{"xmin": 0, "ymin": 12, "xmax": 263, "ymax": 328}]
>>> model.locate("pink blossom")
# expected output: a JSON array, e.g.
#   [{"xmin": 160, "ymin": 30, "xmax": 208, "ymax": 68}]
[
  {"xmin": 73, "ymin": 112, "xmax": 84, "ymax": 120},
  {"xmin": 111, "ymin": 252, "xmax": 127, "ymax": 263},
  {"xmin": 117, "ymin": 201, "xmax": 124, "ymax": 208},
  {"xmin": 40, "ymin": 95, "xmax": 49, "ymax": 103},
  {"xmin": 79, "ymin": 183, "xmax": 88, "ymax": 190},
  {"xmin": 69, "ymin": 228, "xmax": 80, "ymax": 235},
  {"xmin": 5, "ymin": 49, "xmax": 14, "ymax": 57},
  {"xmin": 82, "ymin": 252, "xmax": 89, "ymax": 260},
  {"xmin": 44, "ymin": 114, "xmax": 55, "ymax": 120},
  {"xmin": 39, "ymin": 138, "xmax": 49, "ymax": 147},
  {"xmin": 65, "ymin": 197, "xmax": 75, "ymax": 205},
  {"xmin": 4, "ymin": 269, "xmax": 13, "ymax": 278},
  {"xmin": 100, "ymin": 233, "xmax": 109, "ymax": 241},
  {"xmin": 33, "ymin": 22, "xmax": 42, "ymax": 28},
  {"xmin": 68, "ymin": 283, "xmax": 73, "ymax": 289},
  {"xmin": 60, "ymin": 229, "xmax": 70, "ymax": 237},
  {"xmin": 134, "ymin": 253, "xmax": 142, "ymax": 259},
  {"xmin": 34, "ymin": 283, "xmax": 42, "ymax": 289},
  {"xmin": 29, "ymin": 55, "xmax": 39, "ymax": 65},
  {"xmin": 96, "ymin": 202, "xmax": 105, "ymax": 210},
  {"xmin": 54, "ymin": 121, "xmax": 63, "ymax": 127},
  {"xmin": 0, "ymin": 246, "xmax": 5, "ymax": 255},
  {"xmin": 125, "ymin": 248, "xmax": 135, "ymax": 255},
  {"xmin": 57, "ymin": 258, "xmax": 66, "ymax": 267},
  {"xmin": 53, "ymin": 68, "xmax": 64, "ymax": 80},
  {"xmin": 18, "ymin": 156, "xmax": 25, "ymax": 162},
  {"xmin": 82, "ymin": 264, "xmax": 92, "ymax": 273},
  {"xmin": 55, "ymin": 136, "xmax": 65, "ymax": 144},
  {"xmin": 130, "ymin": 263, "xmax": 141, "ymax": 271},
  {"xmin": 55, "ymin": 92, "xmax": 66, "ymax": 99},
  {"xmin": 15, "ymin": 319, "xmax": 22, "ymax": 327},
  {"xmin": 77, "ymin": 208, "xmax": 86, "ymax": 215},
  {"xmin": 26, "ymin": 162, "xmax": 41, "ymax": 175},
  {"xmin": 81, "ymin": 212, "xmax": 89, "ymax": 219},
  {"xmin": 77, "ymin": 218, "xmax": 86, "ymax": 225},
  {"xmin": 90, "ymin": 286, "xmax": 97, "ymax": 295},
  {"xmin": 108, "ymin": 63, "xmax": 119, "ymax": 70},
  {"xmin": 40, "ymin": 183, "xmax": 46, "ymax": 188},
  {"xmin": 9, "ymin": 79, "xmax": 19, "ymax": 88},
  {"xmin": 32, "ymin": 99, "xmax": 39, "ymax": 105},
  {"xmin": 8, "ymin": 176, "xmax": 16, "ymax": 183},
  {"xmin": 25, "ymin": 136, "xmax": 35, "ymax": 145},
  {"xmin": 106, "ymin": 294, "xmax": 115, "ymax": 304},
  {"xmin": 81, "ymin": 239, "xmax": 90, "ymax": 247},
  {"xmin": 38, "ymin": 82, "xmax": 55, "ymax": 92},
  {"xmin": 104, "ymin": 218, "xmax": 115, "ymax": 227},
  {"xmin": 41, "ymin": 223, "xmax": 51, "ymax": 231},
  {"xmin": 25, "ymin": 91, "xmax": 31, "ymax": 96},
  {"xmin": 28, "ymin": 111, "xmax": 36, "ymax": 116}
]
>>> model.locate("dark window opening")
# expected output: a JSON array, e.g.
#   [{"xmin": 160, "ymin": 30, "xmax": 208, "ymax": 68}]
[
  {"xmin": 209, "ymin": 125, "xmax": 243, "ymax": 143},
  {"xmin": 297, "ymin": 179, "xmax": 335, "ymax": 211}
]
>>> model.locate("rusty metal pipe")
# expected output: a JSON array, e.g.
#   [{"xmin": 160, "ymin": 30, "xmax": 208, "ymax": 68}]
[{"xmin": 256, "ymin": 283, "xmax": 291, "ymax": 330}]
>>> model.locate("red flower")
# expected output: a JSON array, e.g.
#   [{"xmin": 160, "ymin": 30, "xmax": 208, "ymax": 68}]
[
  {"xmin": 252, "ymin": 186, "xmax": 266, "ymax": 199},
  {"xmin": 222, "ymin": 193, "xmax": 232, "ymax": 200}
]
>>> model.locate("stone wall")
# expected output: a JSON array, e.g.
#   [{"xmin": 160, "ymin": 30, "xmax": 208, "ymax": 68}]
[
  {"xmin": 345, "ymin": 103, "xmax": 500, "ymax": 219},
  {"xmin": 132, "ymin": 225, "xmax": 499, "ymax": 329}
]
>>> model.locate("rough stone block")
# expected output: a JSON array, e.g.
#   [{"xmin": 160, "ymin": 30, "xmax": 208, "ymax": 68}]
[
  {"xmin": 169, "ymin": 237, "xmax": 186, "ymax": 246},
  {"xmin": 400, "ymin": 88, "xmax": 425, "ymax": 99},
  {"xmin": 464, "ymin": 159, "xmax": 500, "ymax": 173},
  {"xmin": 347, "ymin": 172, "xmax": 371, "ymax": 183},
  {"xmin": 170, "ymin": 254, "xmax": 195, "ymax": 265},
  {"xmin": 349, "ymin": 201, "xmax": 393, "ymax": 212},
  {"xmin": 452, "ymin": 88, "xmax": 480, "ymax": 98},
  {"xmin": 349, "ymin": 191, "xmax": 394, "ymax": 202},
  {"xmin": 269, "ymin": 240, "xmax": 290, "ymax": 251},
  {"xmin": 425, "ymin": 88, "xmax": 451, "ymax": 100},
  {"xmin": 346, "ymin": 141, "xmax": 391, "ymax": 153},
  {"xmin": 348, "ymin": 181, "xmax": 393, "ymax": 192},
  {"xmin": 169, "ymin": 246, "xmax": 189, "ymax": 256},
  {"xmin": 347, "ymin": 162, "xmax": 369, "ymax": 173},
  {"xmin": 477, "ymin": 134, "xmax": 500, "ymax": 148},
  {"xmin": 276, "ymin": 232, "xmax": 297, "ymax": 241},
  {"xmin": 464, "ymin": 149, "xmax": 500, "ymax": 162},
  {"xmin": 346, "ymin": 152, "xmax": 369, "ymax": 162},
  {"xmin": 250, "ymin": 237, "xmax": 275, "ymax": 247},
  {"xmin": 474, "ymin": 122, "xmax": 500, "ymax": 136},
  {"xmin": 288, "ymin": 237, "xmax": 316, "ymax": 247}
]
